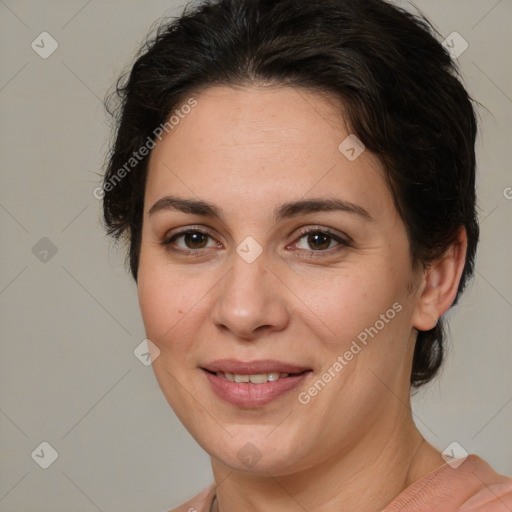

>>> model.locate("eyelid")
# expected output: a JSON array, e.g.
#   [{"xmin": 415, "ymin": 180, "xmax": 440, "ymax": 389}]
[
  {"xmin": 161, "ymin": 225, "xmax": 351, "ymax": 255},
  {"xmin": 162, "ymin": 226, "xmax": 222, "ymax": 252},
  {"xmin": 293, "ymin": 225, "xmax": 351, "ymax": 241},
  {"xmin": 289, "ymin": 226, "xmax": 352, "ymax": 251}
]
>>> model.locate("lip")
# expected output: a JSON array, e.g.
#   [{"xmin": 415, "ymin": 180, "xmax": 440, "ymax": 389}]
[
  {"xmin": 201, "ymin": 359, "xmax": 312, "ymax": 408},
  {"xmin": 202, "ymin": 359, "xmax": 311, "ymax": 375}
]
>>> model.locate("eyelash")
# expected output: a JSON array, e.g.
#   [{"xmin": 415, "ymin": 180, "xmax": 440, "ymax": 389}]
[{"xmin": 161, "ymin": 227, "xmax": 351, "ymax": 257}]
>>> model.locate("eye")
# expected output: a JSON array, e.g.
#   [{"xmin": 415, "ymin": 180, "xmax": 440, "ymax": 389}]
[
  {"xmin": 291, "ymin": 228, "xmax": 350, "ymax": 253},
  {"xmin": 161, "ymin": 226, "xmax": 350, "ymax": 256},
  {"xmin": 162, "ymin": 228, "xmax": 221, "ymax": 253}
]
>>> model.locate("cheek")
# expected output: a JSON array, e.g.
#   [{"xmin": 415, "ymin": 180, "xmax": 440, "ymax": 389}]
[
  {"xmin": 136, "ymin": 253, "xmax": 206, "ymax": 413},
  {"xmin": 293, "ymin": 263, "xmax": 413, "ymax": 401},
  {"xmin": 294, "ymin": 263, "xmax": 404, "ymax": 347},
  {"xmin": 137, "ymin": 250, "xmax": 201, "ymax": 350}
]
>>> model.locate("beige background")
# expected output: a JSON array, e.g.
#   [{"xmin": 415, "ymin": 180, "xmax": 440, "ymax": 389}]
[{"xmin": 0, "ymin": 0, "xmax": 511, "ymax": 510}]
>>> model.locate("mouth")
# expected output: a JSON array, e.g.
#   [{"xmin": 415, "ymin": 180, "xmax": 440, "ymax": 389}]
[
  {"xmin": 206, "ymin": 370, "xmax": 302, "ymax": 384},
  {"xmin": 201, "ymin": 359, "xmax": 313, "ymax": 407}
]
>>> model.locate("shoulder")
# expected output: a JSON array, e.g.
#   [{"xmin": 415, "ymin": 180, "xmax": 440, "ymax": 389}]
[
  {"xmin": 458, "ymin": 455, "xmax": 512, "ymax": 512},
  {"xmin": 166, "ymin": 483, "xmax": 216, "ymax": 512},
  {"xmin": 383, "ymin": 454, "xmax": 512, "ymax": 512}
]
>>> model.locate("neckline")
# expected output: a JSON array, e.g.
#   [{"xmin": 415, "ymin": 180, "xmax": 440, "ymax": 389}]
[
  {"xmin": 383, "ymin": 454, "xmax": 479, "ymax": 508},
  {"xmin": 206, "ymin": 455, "xmax": 478, "ymax": 511}
]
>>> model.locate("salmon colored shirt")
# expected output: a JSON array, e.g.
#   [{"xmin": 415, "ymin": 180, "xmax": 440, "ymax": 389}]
[{"xmin": 167, "ymin": 455, "xmax": 512, "ymax": 512}]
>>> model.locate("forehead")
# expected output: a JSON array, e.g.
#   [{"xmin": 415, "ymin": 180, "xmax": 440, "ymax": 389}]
[
  {"xmin": 155, "ymin": 85, "xmax": 347, "ymax": 156},
  {"xmin": 145, "ymin": 85, "xmax": 393, "ymax": 221}
]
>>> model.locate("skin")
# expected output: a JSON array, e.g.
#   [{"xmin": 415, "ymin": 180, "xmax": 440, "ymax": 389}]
[{"xmin": 137, "ymin": 85, "xmax": 467, "ymax": 511}]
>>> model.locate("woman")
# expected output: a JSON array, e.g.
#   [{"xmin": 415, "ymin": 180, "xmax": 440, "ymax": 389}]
[{"xmin": 101, "ymin": 0, "xmax": 512, "ymax": 510}]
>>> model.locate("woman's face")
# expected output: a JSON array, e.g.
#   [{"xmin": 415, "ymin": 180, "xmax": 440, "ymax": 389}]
[{"xmin": 138, "ymin": 85, "xmax": 425, "ymax": 475}]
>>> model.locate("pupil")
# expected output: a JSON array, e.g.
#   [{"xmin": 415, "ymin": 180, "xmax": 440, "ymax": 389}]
[
  {"xmin": 308, "ymin": 233, "xmax": 330, "ymax": 250},
  {"xmin": 186, "ymin": 232, "xmax": 207, "ymax": 249}
]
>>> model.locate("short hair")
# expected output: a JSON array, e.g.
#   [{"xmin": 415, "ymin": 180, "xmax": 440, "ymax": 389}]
[{"xmin": 102, "ymin": 0, "xmax": 479, "ymax": 388}]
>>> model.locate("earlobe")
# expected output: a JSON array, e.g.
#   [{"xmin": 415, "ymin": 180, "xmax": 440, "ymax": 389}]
[{"xmin": 412, "ymin": 228, "xmax": 468, "ymax": 332}]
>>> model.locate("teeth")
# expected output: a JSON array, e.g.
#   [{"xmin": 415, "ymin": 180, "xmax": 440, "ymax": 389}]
[{"xmin": 216, "ymin": 371, "xmax": 290, "ymax": 383}]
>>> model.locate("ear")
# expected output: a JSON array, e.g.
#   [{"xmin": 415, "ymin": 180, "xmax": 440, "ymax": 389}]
[{"xmin": 412, "ymin": 227, "xmax": 468, "ymax": 332}]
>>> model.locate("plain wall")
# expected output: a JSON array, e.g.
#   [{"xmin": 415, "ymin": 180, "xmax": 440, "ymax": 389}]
[{"xmin": 0, "ymin": 1, "xmax": 511, "ymax": 510}]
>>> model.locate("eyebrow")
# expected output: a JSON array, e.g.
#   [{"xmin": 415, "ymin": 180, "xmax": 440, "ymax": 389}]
[{"xmin": 148, "ymin": 195, "xmax": 372, "ymax": 222}]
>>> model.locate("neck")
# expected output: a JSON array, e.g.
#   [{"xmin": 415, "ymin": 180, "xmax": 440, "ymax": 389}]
[{"xmin": 210, "ymin": 408, "xmax": 444, "ymax": 512}]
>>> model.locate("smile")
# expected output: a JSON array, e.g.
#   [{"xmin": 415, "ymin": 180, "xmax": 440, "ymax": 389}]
[
  {"xmin": 202, "ymin": 361, "xmax": 312, "ymax": 408},
  {"xmin": 214, "ymin": 371, "xmax": 290, "ymax": 383}
]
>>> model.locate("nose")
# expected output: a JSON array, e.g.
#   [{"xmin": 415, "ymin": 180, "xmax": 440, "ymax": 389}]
[{"xmin": 211, "ymin": 251, "xmax": 290, "ymax": 341}]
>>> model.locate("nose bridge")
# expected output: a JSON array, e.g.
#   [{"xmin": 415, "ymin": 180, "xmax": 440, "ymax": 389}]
[
  {"xmin": 212, "ymin": 248, "xmax": 288, "ymax": 338},
  {"xmin": 223, "ymin": 251, "xmax": 270, "ymax": 316}
]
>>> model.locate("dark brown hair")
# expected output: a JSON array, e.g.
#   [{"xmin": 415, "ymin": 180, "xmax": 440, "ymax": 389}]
[{"xmin": 102, "ymin": 0, "xmax": 479, "ymax": 387}]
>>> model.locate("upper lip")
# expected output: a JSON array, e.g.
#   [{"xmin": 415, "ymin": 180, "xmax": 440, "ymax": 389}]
[{"xmin": 202, "ymin": 359, "xmax": 311, "ymax": 375}]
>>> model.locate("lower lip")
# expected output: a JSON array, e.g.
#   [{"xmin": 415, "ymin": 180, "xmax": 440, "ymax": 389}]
[{"xmin": 203, "ymin": 370, "xmax": 311, "ymax": 408}]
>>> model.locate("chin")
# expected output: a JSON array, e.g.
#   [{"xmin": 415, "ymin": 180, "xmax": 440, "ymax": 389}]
[{"xmin": 198, "ymin": 426, "xmax": 310, "ymax": 475}]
